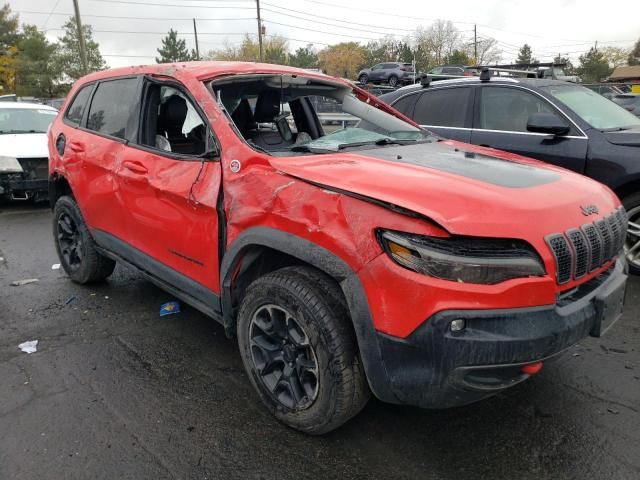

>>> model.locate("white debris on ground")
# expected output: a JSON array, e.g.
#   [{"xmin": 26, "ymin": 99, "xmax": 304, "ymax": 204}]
[
  {"xmin": 18, "ymin": 340, "xmax": 38, "ymax": 354},
  {"xmin": 10, "ymin": 278, "xmax": 39, "ymax": 286},
  {"xmin": 51, "ymin": 263, "xmax": 61, "ymax": 270}
]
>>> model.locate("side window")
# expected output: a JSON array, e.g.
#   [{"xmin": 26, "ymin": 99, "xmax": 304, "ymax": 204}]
[
  {"xmin": 140, "ymin": 84, "xmax": 207, "ymax": 156},
  {"xmin": 413, "ymin": 87, "xmax": 471, "ymax": 127},
  {"xmin": 479, "ymin": 87, "xmax": 554, "ymax": 132},
  {"xmin": 86, "ymin": 78, "xmax": 138, "ymax": 139},
  {"xmin": 64, "ymin": 85, "xmax": 92, "ymax": 125},
  {"xmin": 382, "ymin": 63, "xmax": 397, "ymax": 70},
  {"xmin": 392, "ymin": 93, "xmax": 419, "ymax": 117},
  {"xmin": 371, "ymin": 64, "xmax": 383, "ymax": 71}
]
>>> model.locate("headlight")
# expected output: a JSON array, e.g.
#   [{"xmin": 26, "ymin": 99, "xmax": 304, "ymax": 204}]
[
  {"xmin": 378, "ymin": 230, "xmax": 545, "ymax": 284},
  {"xmin": 0, "ymin": 156, "xmax": 23, "ymax": 173}
]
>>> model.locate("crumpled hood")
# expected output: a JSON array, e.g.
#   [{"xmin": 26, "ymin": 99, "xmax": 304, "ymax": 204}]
[
  {"xmin": 270, "ymin": 140, "xmax": 620, "ymax": 238},
  {"xmin": 0, "ymin": 133, "xmax": 49, "ymax": 158}
]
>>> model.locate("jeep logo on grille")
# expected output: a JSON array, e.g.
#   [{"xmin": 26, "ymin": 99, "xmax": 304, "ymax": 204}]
[{"xmin": 581, "ymin": 204, "xmax": 599, "ymax": 216}]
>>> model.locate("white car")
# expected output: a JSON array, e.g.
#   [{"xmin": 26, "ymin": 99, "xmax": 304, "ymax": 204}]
[{"xmin": 0, "ymin": 102, "xmax": 58, "ymax": 201}]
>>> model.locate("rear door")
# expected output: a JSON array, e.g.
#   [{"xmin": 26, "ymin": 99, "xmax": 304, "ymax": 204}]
[
  {"xmin": 470, "ymin": 85, "xmax": 588, "ymax": 172},
  {"xmin": 59, "ymin": 77, "xmax": 142, "ymax": 241},
  {"xmin": 408, "ymin": 86, "xmax": 474, "ymax": 142},
  {"xmin": 115, "ymin": 77, "xmax": 223, "ymax": 296}
]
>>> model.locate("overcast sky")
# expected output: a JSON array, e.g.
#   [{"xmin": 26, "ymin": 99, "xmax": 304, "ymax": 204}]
[{"xmin": 8, "ymin": 0, "xmax": 639, "ymax": 68}]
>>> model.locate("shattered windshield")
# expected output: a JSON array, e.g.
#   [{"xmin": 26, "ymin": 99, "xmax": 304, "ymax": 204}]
[
  {"xmin": 211, "ymin": 74, "xmax": 430, "ymax": 156},
  {"xmin": 0, "ymin": 108, "xmax": 57, "ymax": 134}
]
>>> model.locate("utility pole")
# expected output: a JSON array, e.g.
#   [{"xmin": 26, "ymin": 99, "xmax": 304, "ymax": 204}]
[
  {"xmin": 594, "ymin": 40, "xmax": 598, "ymax": 52},
  {"xmin": 256, "ymin": 0, "xmax": 264, "ymax": 62},
  {"xmin": 72, "ymin": 0, "xmax": 88, "ymax": 75},
  {"xmin": 474, "ymin": 24, "xmax": 478, "ymax": 64},
  {"xmin": 193, "ymin": 18, "xmax": 200, "ymax": 60}
]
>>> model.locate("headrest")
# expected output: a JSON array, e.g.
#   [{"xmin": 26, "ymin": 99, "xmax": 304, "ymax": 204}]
[
  {"xmin": 231, "ymin": 98, "xmax": 255, "ymax": 132},
  {"xmin": 254, "ymin": 89, "xmax": 281, "ymax": 123},
  {"xmin": 159, "ymin": 95, "xmax": 187, "ymax": 133}
]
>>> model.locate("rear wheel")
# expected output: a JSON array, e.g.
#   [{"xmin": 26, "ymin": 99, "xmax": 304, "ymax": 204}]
[
  {"xmin": 53, "ymin": 195, "xmax": 116, "ymax": 283},
  {"xmin": 388, "ymin": 75, "xmax": 399, "ymax": 87},
  {"xmin": 237, "ymin": 266, "xmax": 369, "ymax": 435},
  {"xmin": 358, "ymin": 74, "xmax": 368, "ymax": 84},
  {"xmin": 623, "ymin": 192, "xmax": 640, "ymax": 274}
]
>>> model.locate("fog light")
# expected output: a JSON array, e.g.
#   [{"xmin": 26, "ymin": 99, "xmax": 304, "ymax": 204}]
[{"xmin": 450, "ymin": 319, "xmax": 466, "ymax": 332}]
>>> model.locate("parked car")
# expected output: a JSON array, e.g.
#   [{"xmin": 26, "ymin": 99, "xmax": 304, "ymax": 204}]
[
  {"xmin": 48, "ymin": 62, "xmax": 627, "ymax": 434},
  {"xmin": 428, "ymin": 65, "xmax": 478, "ymax": 76},
  {"xmin": 0, "ymin": 102, "xmax": 57, "ymax": 202},
  {"xmin": 380, "ymin": 76, "xmax": 640, "ymax": 272},
  {"xmin": 357, "ymin": 62, "xmax": 415, "ymax": 87},
  {"xmin": 612, "ymin": 93, "xmax": 640, "ymax": 116}
]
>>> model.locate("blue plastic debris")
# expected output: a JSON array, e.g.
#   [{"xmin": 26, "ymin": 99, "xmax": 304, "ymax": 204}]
[{"xmin": 160, "ymin": 301, "xmax": 181, "ymax": 317}]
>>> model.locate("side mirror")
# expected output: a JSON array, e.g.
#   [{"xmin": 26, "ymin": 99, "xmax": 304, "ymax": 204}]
[{"xmin": 526, "ymin": 112, "xmax": 570, "ymax": 136}]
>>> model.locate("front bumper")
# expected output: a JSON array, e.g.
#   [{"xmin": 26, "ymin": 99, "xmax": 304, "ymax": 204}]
[
  {"xmin": 0, "ymin": 175, "xmax": 48, "ymax": 200},
  {"xmin": 365, "ymin": 257, "xmax": 627, "ymax": 408}
]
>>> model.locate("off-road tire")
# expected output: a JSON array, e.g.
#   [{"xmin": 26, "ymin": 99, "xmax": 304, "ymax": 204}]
[
  {"xmin": 388, "ymin": 75, "xmax": 399, "ymax": 87},
  {"xmin": 237, "ymin": 266, "xmax": 370, "ymax": 435},
  {"xmin": 358, "ymin": 74, "xmax": 368, "ymax": 84},
  {"xmin": 622, "ymin": 192, "xmax": 640, "ymax": 274},
  {"xmin": 53, "ymin": 195, "xmax": 116, "ymax": 283}
]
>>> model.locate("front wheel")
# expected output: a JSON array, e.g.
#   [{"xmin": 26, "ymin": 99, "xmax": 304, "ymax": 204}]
[
  {"xmin": 237, "ymin": 266, "xmax": 369, "ymax": 435},
  {"xmin": 388, "ymin": 75, "xmax": 399, "ymax": 87},
  {"xmin": 623, "ymin": 192, "xmax": 640, "ymax": 274},
  {"xmin": 358, "ymin": 74, "xmax": 368, "ymax": 84}
]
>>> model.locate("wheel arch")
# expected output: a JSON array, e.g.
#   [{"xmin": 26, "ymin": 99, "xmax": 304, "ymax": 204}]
[
  {"xmin": 219, "ymin": 226, "xmax": 397, "ymax": 402},
  {"xmin": 49, "ymin": 172, "xmax": 75, "ymax": 209}
]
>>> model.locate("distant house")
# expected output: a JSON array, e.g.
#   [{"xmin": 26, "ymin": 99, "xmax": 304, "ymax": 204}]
[{"xmin": 609, "ymin": 66, "xmax": 640, "ymax": 82}]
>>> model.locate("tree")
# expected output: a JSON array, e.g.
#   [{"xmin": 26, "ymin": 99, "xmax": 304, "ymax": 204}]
[
  {"xmin": 0, "ymin": 4, "xmax": 20, "ymax": 93},
  {"xmin": 208, "ymin": 34, "xmax": 288, "ymax": 64},
  {"xmin": 447, "ymin": 49, "xmax": 471, "ymax": 65},
  {"xmin": 601, "ymin": 46, "xmax": 631, "ymax": 69},
  {"xmin": 553, "ymin": 55, "xmax": 575, "ymax": 75},
  {"xmin": 55, "ymin": 18, "xmax": 106, "ymax": 80},
  {"xmin": 516, "ymin": 44, "xmax": 537, "ymax": 65},
  {"xmin": 317, "ymin": 42, "xmax": 366, "ymax": 78},
  {"xmin": 289, "ymin": 45, "xmax": 318, "ymax": 69},
  {"xmin": 577, "ymin": 47, "xmax": 611, "ymax": 82},
  {"xmin": 474, "ymin": 38, "xmax": 502, "ymax": 65},
  {"xmin": 16, "ymin": 25, "xmax": 62, "ymax": 97},
  {"xmin": 627, "ymin": 39, "xmax": 639, "ymax": 66},
  {"xmin": 363, "ymin": 37, "xmax": 413, "ymax": 67},
  {"xmin": 156, "ymin": 29, "xmax": 195, "ymax": 63}
]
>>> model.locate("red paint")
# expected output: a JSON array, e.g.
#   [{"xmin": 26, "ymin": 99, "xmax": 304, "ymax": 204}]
[
  {"xmin": 49, "ymin": 62, "xmax": 622, "ymax": 340},
  {"xmin": 521, "ymin": 362, "xmax": 543, "ymax": 375}
]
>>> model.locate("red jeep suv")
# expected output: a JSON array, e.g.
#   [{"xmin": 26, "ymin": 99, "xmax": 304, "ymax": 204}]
[{"xmin": 48, "ymin": 62, "xmax": 628, "ymax": 434}]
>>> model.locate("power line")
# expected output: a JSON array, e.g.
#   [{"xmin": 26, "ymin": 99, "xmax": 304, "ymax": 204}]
[
  {"xmin": 262, "ymin": 18, "xmax": 396, "ymax": 41},
  {"xmin": 90, "ymin": 0, "xmax": 255, "ymax": 9},
  {"xmin": 18, "ymin": 10, "xmax": 256, "ymax": 21}
]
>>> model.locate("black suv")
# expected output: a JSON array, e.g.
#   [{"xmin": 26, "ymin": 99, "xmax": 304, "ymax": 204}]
[{"xmin": 380, "ymin": 77, "xmax": 640, "ymax": 272}]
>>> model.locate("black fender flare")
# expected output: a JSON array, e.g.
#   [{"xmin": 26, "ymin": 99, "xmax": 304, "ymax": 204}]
[{"xmin": 219, "ymin": 226, "xmax": 397, "ymax": 402}]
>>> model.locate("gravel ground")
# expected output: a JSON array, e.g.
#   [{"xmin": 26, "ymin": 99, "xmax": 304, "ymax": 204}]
[{"xmin": 1, "ymin": 203, "xmax": 639, "ymax": 480}]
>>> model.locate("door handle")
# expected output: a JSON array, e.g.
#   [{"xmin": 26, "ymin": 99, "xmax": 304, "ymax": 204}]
[
  {"xmin": 68, "ymin": 141, "xmax": 85, "ymax": 153},
  {"xmin": 123, "ymin": 161, "xmax": 148, "ymax": 175}
]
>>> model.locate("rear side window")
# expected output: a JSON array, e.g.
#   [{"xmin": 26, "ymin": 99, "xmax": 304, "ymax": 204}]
[
  {"xmin": 413, "ymin": 88, "xmax": 471, "ymax": 127},
  {"xmin": 65, "ymin": 85, "xmax": 92, "ymax": 125},
  {"xmin": 392, "ymin": 93, "xmax": 420, "ymax": 117},
  {"xmin": 86, "ymin": 78, "xmax": 138, "ymax": 139}
]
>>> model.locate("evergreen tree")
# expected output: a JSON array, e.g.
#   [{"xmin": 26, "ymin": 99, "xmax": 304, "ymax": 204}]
[
  {"xmin": 0, "ymin": 4, "xmax": 20, "ymax": 93},
  {"xmin": 629, "ymin": 39, "xmax": 640, "ymax": 66},
  {"xmin": 516, "ymin": 44, "xmax": 538, "ymax": 65},
  {"xmin": 577, "ymin": 47, "xmax": 611, "ymax": 82},
  {"xmin": 289, "ymin": 45, "xmax": 318, "ymax": 69},
  {"xmin": 553, "ymin": 55, "xmax": 575, "ymax": 75},
  {"xmin": 55, "ymin": 18, "xmax": 106, "ymax": 80},
  {"xmin": 156, "ymin": 29, "xmax": 195, "ymax": 63},
  {"xmin": 16, "ymin": 25, "xmax": 62, "ymax": 97}
]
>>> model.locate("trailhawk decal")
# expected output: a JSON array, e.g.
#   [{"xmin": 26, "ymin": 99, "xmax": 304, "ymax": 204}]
[{"xmin": 358, "ymin": 142, "xmax": 561, "ymax": 188}]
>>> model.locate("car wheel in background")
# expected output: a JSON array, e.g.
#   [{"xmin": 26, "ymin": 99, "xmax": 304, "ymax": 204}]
[
  {"xmin": 53, "ymin": 195, "xmax": 116, "ymax": 283},
  {"xmin": 237, "ymin": 266, "xmax": 370, "ymax": 435},
  {"xmin": 623, "ymin": 192, "xmax": 640, "ymax": 274},
  {"xmin": 388, "ymin": 75, "xmax": 399, "ymax": 87},
  {"xmin": 358, "ymin": 74, "xmax": 368, "ymax": 84}
]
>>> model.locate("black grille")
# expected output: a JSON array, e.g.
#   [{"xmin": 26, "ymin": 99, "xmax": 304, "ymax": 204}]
[
  {"xmin": 547, "ymin": 234, "xmax": 572, "ymax": 284},
  {"xmin": 547, "ymin": 207, "xmax": 626, "ymax": 284},
  {"xmin": 566, "ymin": 229, "xmax": 588, "ymax": 278},
  {"xmin": 17, "ymin": 157, "xmax": 48, "ymax": 181},
  {"xmin": 582, "ymin": 224, "xmax": 603, "ymax": 271}
]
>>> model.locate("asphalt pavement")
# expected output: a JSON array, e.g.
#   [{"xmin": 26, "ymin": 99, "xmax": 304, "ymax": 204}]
[{"xmin": 1, "ymin": 203, "xmax": 639, "ymax": 480}]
